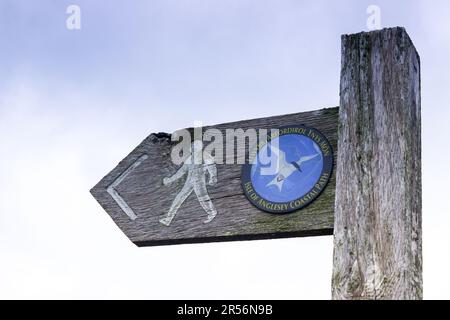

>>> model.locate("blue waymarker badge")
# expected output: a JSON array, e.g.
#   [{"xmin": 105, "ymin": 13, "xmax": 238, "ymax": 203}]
[{"xmin": 241, "ymin": 125, "xmax": 333, "ymax": 214}]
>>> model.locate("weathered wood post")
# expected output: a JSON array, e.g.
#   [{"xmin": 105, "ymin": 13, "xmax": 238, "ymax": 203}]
[{"xmin": 332, "ymin": 27, "xmax": 422, "ymax": 299}]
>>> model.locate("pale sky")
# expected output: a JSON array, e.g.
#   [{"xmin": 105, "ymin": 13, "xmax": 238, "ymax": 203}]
[{"xmin": 0, "ymin": 0, "xmax": 449, "ymax": 299}]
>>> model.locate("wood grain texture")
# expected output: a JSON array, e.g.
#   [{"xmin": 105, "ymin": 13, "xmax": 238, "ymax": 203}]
[
  {"xmin": 332, "ymin": 27, "xmax": 422, "ymax": 299},
  {"xmin": 91, "ymin": 107, "xmax": 338, "ymax": 246}
]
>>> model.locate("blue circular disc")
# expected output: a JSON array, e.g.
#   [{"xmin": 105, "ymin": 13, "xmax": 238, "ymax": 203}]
[{"xmin": 241, "ymin": 125, "xmax": 333, "ymax": 214}]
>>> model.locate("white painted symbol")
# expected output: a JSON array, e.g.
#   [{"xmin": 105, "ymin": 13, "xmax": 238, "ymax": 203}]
[
  {"xmin": 266, "ymin": 143, "xmax": 321, "ymax": 191},
  {"xmin": 107, "ymin": 154, "xmax": 148, "ymax": 220},
  {"xmin": 160, "ymin": 141, "xmax": 218, "ymax": 226}
]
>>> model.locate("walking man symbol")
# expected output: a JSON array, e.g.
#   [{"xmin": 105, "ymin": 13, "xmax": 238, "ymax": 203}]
[{"xmin": 160, "ymin": 140, "xmax": 218, "ymax": 226}]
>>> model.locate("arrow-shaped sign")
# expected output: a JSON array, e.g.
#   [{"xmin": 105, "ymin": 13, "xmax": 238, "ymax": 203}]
[{"xmin": 90, "ymin": 107, "xmax": 338, "ymax": 246}]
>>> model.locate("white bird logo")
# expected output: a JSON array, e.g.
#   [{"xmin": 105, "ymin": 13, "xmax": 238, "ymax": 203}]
[{"xmin": 264, "ymin": 143, "xmax": 321, "ymax": 192}]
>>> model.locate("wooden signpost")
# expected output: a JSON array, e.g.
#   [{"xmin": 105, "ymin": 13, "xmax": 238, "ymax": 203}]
[{"xmin": 91, "ymin": 27, "xmax": 422, "ymax": 299}]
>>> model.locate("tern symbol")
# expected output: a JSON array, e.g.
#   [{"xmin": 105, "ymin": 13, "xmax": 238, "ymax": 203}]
[{"xmin": 265, "ymin": 143, "xmax": 321, "ymax": 191}]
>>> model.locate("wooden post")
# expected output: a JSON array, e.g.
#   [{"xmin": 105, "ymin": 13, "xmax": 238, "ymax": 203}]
[{"xmin": 332, "ymin": 27, "xmax": 422, "ymax": 299}]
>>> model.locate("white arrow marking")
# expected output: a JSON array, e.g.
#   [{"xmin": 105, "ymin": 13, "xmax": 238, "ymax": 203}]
[{"xmin": 107, "ymin": 154, "xmax": 148, "ymax": 220}]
